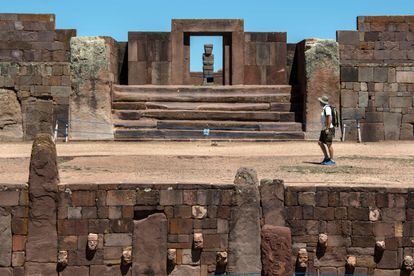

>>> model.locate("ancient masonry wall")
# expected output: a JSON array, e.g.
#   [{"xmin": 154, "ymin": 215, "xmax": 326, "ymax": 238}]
[
  {"xmin": 1, "ymin": 135, "xmax": 414, "ymax": 275},
  {"xmin": 338, "ymin": 16, "xmax": 414, "ymax": 141},
  {"xmin": 0, "ymin": 14, "xmax": 75, "ymax": 140},
  {"xmin": 244, "ymin": 32, "xmax": 287, "ymax": 85}
]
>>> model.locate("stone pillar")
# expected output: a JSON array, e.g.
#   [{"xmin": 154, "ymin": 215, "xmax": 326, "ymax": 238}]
[
  {"xmin": 227, "ymin": 167, "xmax": 262, "ymax": 274},
  {"xmin": 133, "ymin": 213, "xmax": 168, "ymax": 275},
  {"xmin": 25, "ymin": 134, "xmax": 59, "ymax": 275},
  {"xmin": 299, "ymin": 39, "xmax": 340, "ymax": 139},
  {"xmin": 70, "ymin": 36, "xmax": 117, "ymax": 140},
  {"xmin": 0, "ymin": 208, "xmax": 11, "ymax": 267}
]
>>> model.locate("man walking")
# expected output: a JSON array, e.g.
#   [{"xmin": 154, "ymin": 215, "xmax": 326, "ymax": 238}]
[{"xmin": 318, "ymin": 95, "xmax": 336, "ymax": 165}]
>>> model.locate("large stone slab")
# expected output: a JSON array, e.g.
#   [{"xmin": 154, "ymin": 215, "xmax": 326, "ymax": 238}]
[
  {"xmin": 261, "ymin": 225, "xmax": 292, "ymax": 276},
  {"xmin": 259, "ymin": 179, "xmax": 285, "ymax": 226},
  {"xmin": 0, "ymin": 89, "xmax": 23, "ymax": 141},
  {"xmin": 300, "ymin": 39, "xmax": 340, "ymax": 139},
  {"xmin": 169, "ymin": 265, "xmax": 200, "ymax": 276},
  {"xmin": 228, "ymin": 168, "xmax": 262, "ymax": 274},
  {"xmin": 26, "ymin": 134, "xmax": 58, "ymax": 266},
  {"xmin": 133, "ymin": 213, "xmax": 168, "ymax": 275},
  {"xmin": 70, "ymin": 36, "xmax": 116, "ymax": 140},
  {"xmin": 0, "ymin": 209, "xmax": 11, "ymax": 266}
]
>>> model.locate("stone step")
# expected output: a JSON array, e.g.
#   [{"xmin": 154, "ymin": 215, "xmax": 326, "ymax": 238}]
[
  {"xmin": 113, "ymin": 119, "xmax": 302, "ymax": 132},
  {"xmin": 112, "ymin": 91, "xmax": 291, "ymax": 104},
  {"xmin": 112, "ymin": 102, "xmax": 291, "ymax": 112},
  {"xmin": 114, "ymin": 129, "xmax": 305, "ymax": 141},
  {"xmin": 113, "ymin": 110, "xmax": 296, "ymax": 122},
  {"xmin": 113, "ymin": 84, "xmax": 292, "ymax": 94}
]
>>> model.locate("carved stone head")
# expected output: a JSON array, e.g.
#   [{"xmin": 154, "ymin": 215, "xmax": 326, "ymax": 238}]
[
  {"xmin": 216, "ymin": 251, "xmax": 228, "ymax": 266},
  {"xmin": 167, "ymin": 249, "xmax": 177, "ymax": 265},
  {"xmin": 403, "ymin": 256, "xmax": 414, "ymax": 271},
  {"xmin": 193, "ymin": 233, "xmax": 203, "ymax": 249},
  {"xmin": 318, "ymin": 233, "xmax": 328, "ymax": 248},
  {"xmin": 122, "ymin": 247, "xmax": 132, "ymax": 265},
  {"xmin": 87, "ymin": 233, "xmax": 99, "ymax": 251},
  {"xmin": 297, "ymin": 248, "xmax": 308, "ymax": 268},
  {"xmin": 346, "ymin": 255, "xmax": 357, "ymax": 267},
  {"xmin": 57, "ymin": 250, "xmax": 68, "ymax": 266},
  {"xmin": 204, "ymin": 44, "xmax": 213, "ymax": 55},
  {"xmin": 375, "ymin": 240, "xmax": 386, "ymax": 252}
]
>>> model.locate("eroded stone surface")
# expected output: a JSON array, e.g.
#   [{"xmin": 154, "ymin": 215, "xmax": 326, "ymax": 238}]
[
  {"xmin": 133, "ymin": 213, "xmax": 167, "ymax": 275},
  {"xmin": 26, "ymin": 134, "xmax": 59, "ymax": 264},
  {"xmin": 70, "ymin": 36, "xmax": 115, "ymax": 140},
  {"xmin": 261, "ymin": 225, "xmax": 292, "ymax": 276},
  {"xmin": 0, "ymin": 209, "xmax": 11, "ymax": 266},
  {"xmin": 0, "ymin": 89, "xmax": 23, "ymax": 141}
]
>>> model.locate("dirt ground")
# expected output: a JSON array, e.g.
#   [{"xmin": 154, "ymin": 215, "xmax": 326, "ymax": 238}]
[{"xmin": 0, "ymin": 141, "xmax": 413, "ymax": 186}]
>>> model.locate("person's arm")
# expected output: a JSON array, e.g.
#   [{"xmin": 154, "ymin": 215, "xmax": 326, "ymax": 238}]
[{"xmin": 324, "ymin": 107, "xmax": 332, "ymax": 132}]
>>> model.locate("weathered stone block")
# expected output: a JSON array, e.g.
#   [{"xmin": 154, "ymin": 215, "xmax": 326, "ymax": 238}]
[
  {"xmin": 397, "ymin": 71, "xmax": 414, "ymax": 83},
  {"xmin": 0, "ymin": 210, "xmax": 11, "ymax": 266},
  {"xmin": 374, "ymin": 67, "xmax": 389, "ymax": 82},
  {"xmin": 133, "ymin": 213, "xmax": 167, "ymax": 275},
  {"xmin": 341, "ymin": 91, "xmax": 358, "ymax": 108},
  {"xmin": 0, "ymin": 89, "xmax": 23, "ymax": 141},
  {"xmin": 261, "ymin": 225, "xmax": 292, "ymax": 276},
  {"xmin": 384, "ymin": 112, "xmax": 402, "ymax": 140},
  {"xmin": 160, "ymin": 189, "xmax": 183, "ymax": 205},
  {"xmin": 107, "ymin": 190, "xmax": 136, "ymax": 206},
  {"xmin": 337, "ymin": 31, "xmax": 360, "ymax": 45},
  {"xmin": 341, "ymin": 66, "xmax": 358, "ymax": 82},
  {"xmin": 104, "ymin": 233, "xmax": 132, "ymax": 247},
  {"xmin": 358, "ymin": 67, "xmax": 374, "ymax": 82}
]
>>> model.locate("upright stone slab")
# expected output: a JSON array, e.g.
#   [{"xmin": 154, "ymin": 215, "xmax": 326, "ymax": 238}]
[
  {"xmin": 0, "ymin": 89, "xmax": 23, "ymax": 141},
  {"xmin": 0, "ymin": 209, "xmax": 11, "ymax": 267},
  {"xmin": 133, "ymin": 213, "xmax": 168, "ymax": 275},
  {"xmin": 261, "ymin": 225, "xmax": 292, "ymax": 276},
  {"xmin": 228, "ymin": 167, "xmax": 262, "ymax": 274},
  {"xmin": 25, "ymin": 134, "xmax": 59, "ymax": 273},
  {"xmin": 70, "ymin": 36, "xmax": 117, "ymax": 140},
  {"xmin": 299, "ymin": 39, "xmax": 340, "ymax": 139},
  {"xmin": 260, "ymin": 179, "xmax": 285, "ymax": 226}
]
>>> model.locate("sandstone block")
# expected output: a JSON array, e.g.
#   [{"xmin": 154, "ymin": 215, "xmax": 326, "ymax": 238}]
[
  {"xmin": 337, "ymin": 31, "xmax": 360, "ymax": 46},
  {"xmin": 0, "ymin": 191, "xmax": 20, "ymax": 206},
  {"xmin": 397, "ymin": 71, "xmax": 414, "ymax": 83},
  {"xmin": 104, "ymin": 233, "xmax": 132, "ymax": 247},
  {"xmin": 0, "ymin": 89, "xmax": 23, "ymax": 141},
  {"xmin": 341, "ymin": 66, "xmax": 358, "ymax": 82},
  {"xmin": 107, "ymin": 190, "xmax": 136, "ymax": 206},
  {"xmin": 0, "ymin": 210, "xmax": 11, "ymax": 266}
]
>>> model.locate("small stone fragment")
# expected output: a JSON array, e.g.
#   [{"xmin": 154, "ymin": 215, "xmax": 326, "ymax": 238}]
[{"xmin": 193, "ymin": 233, "xmax": 203, "ymax": 249}]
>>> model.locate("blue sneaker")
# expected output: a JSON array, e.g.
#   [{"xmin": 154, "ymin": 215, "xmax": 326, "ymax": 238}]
[
  {"xmin": 320, "ymin": 158, "xmax": 329, "ymax": 165},
  {"xmin": 325, "ymin": 159, "xmax": 336, "ymax": 166}
]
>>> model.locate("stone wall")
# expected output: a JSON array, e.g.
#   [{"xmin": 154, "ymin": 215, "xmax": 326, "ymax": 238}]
[
  {"xmin": 244, "ymin": 32, "xmax": 287, "ymax": 85},
  {"xmin": 0, "ymin": 184, "xmax": 28, "ymax": 276},
  {"xmin": 284, "ymin": 184, "xmax": 414, "ymax": 275},
  {"xmin": 338, "ymin": 16, "xmax": 414, "ymax": 141},
  {"xmin": 69, "ymin": 36, "xmax": 118, "ymax": 140},
  {"xmin": 0, "ymin": 14, "xmax": 75, "ymax": 140},
  {"xmin": 128, "ymin": 32, "xmax": 171, "ymax": 85}
]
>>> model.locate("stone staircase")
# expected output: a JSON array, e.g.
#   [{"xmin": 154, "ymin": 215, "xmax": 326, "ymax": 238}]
[{"xmin": 112, "ymin": 85, "xmax": 304, "ymax": 140}]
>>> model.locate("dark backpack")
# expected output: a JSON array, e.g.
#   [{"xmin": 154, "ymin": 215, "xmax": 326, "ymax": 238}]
[{"xmin": 324, "ymin": 105, "xmax": 340, "ymax": 128}]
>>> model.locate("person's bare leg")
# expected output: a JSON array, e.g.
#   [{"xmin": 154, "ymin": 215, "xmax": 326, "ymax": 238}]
[
  {"xmin": 318, "ymin": 141, "xmax": 329, "ymax": 160},
  {"xmin": 327, "ymin": 144, "xmax": 334, "ymax": 160}
]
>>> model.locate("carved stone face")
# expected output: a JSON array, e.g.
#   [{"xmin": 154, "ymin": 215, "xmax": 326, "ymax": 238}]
[
  {"xmin": 375, "ymin": 241, "xmax": 386, "ymax": 251},
  {"xmin": 318, "ymin": 234, "xmax": 328, "ymax": 247},
  {"xmin": 87, "ymin": 233, "xmax": 99, "ymax": 251},
  {"xmin": 58, "ymin": 250, "xmax": 68, "ymax": 265},
  {"xmin": 204, "ymin": 44, "xmax": 213, "ymax": 55},
  {"xmin": 167, "ymin": 249, "xmax": 177, "ymax": 264},
  {"xmin": 193, "ymin": 233, "xmax": 203, "ymax": 249},
  {"xmin": 122, "ymin": 247, "xmax": 132, "ymax": 265},
  {"xmin": 347, "ymin": 255, "xmax": 357, "ymax": 267},
  {"xmin": 297, "ymin": 248, "xmax": 308, "ymax": 268},
  {"xmin": 403, "ymin": 256, "xmax": 414, "ymax": 271},
  {"xmin": 216, "ymin": 251, "xmax": 228, "ymax": 266}
]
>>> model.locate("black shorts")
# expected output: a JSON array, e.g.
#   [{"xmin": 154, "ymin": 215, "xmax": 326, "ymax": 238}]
[{"xmin": 319, "ymin": 128, "xmax": 335, "ymax": 145}]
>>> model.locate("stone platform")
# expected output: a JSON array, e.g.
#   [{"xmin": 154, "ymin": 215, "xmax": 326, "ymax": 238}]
[{"xmin": 112, "ymin": 85, "xmax": 304, "ymax": 140}]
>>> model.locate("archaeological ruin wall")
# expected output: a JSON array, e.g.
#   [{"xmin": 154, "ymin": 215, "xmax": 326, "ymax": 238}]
[
  {"xmin": 337, "ymin": 16, "xmax": 414, "ymax": 141},
  {"xmin": 0, "ymin": 14, "xmax": 75, "ymax": 140},
  {"xmin": 1, "ymin": 134, "xmax": 414, "ymax": 275}
]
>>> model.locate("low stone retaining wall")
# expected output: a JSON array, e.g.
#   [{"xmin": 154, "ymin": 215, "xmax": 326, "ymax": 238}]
[{"xmin": 1, "ymin": 134, "xmax": 414, "ymax": 275}]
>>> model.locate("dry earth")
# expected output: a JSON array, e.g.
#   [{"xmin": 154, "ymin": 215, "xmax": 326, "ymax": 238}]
[{"xmin": 0, "ymin": 141, "xmax": 413, "ymax": 186}]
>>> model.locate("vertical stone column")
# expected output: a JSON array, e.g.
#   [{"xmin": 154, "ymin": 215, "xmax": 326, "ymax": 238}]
[
  {"xmin": 259, "ymin": 179, "xmax": 285, "ymax": 226},
  {"xmin": 25, "ymin": 134, "xmax": 59, "ymax": 275},
  {"xmin": 70, "ymin": 36, "xmax": 117, "ymax": 140},
  {"xmin": 299, "ymin": 39, "xmax": 340, "ymax": 139},
  {"xmin": 227, "ymin": 167, "xmax": 262, "ymax": 274}
]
